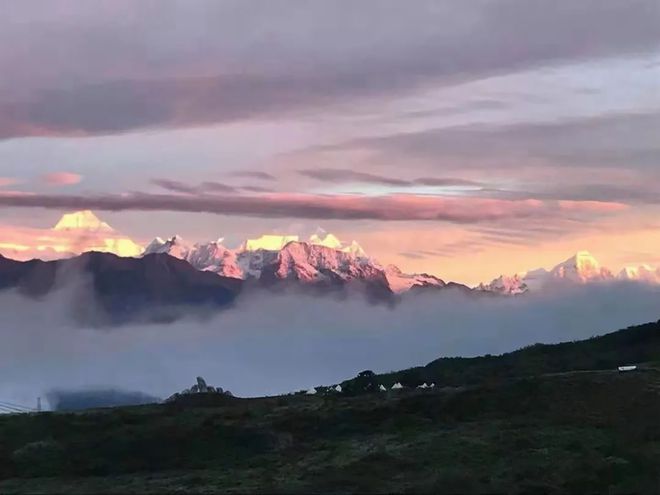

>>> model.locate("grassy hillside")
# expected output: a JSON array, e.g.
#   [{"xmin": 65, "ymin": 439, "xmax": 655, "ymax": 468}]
[
  {"xmin": 0, "ymin": 320, "xmax": 659, "ymax": 493},
  {"xmin": 340, "ymin": 319, "xmax": 660, "ymax": 392}
]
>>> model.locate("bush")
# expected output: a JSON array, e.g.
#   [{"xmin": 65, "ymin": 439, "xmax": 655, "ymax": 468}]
[{"xmin": 11, "ymin": 439, "xmax": 67, "ymax": 477}]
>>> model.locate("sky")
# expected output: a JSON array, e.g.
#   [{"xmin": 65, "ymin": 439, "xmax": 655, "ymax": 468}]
[{"xmin": 0, "ymin": 0, "xmax": 659, "ymax": 285}]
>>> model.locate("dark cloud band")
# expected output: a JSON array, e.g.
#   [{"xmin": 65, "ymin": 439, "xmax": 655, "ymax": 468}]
[
  {"xmin": 0, "ymin": 0, "xmax": 657, "ymax": 139},
  {"xmin": 0, "ymin": 191, "xmax": 624, "ymax": 223}
]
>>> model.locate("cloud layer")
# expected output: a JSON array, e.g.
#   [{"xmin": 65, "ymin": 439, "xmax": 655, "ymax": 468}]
[
  {"xmin": 1, "ymin": 279, "xmax": 659, "ymax": 409},
  {"xmin": 42, "ymin": 172, "xmax": 82, "ymax": 186},
  {"xmin": 0, "ymin": 190, "xmax": 626, "ymax": 223},
  {"xmin": 299, "ymin": 168, "xmax": 483, "ymax": 188},
  {"xmin": 0, "ymin": 0, "xmax": 658, "ymax": 138}
]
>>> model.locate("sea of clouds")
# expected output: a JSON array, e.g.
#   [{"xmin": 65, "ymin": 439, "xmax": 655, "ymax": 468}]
[{"xmin": 1, "ymin": 278, "xmax": 659, "ymax": 410}]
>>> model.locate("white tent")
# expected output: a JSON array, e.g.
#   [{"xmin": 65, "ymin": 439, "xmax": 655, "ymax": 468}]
[
  {"xmin": 379, "ymin": 384, "xmax": 387, "ymax": 392},
  {"xmin": 391, "ymin": 382, "xmax": 403, "ymax": 390},
  {"xmin": 334, "ymin": 385, "xmax": 342, "ymax": 393},
  {"xmin": 306, "ymin": 387, "xmax": 318, "ymax": 395}
]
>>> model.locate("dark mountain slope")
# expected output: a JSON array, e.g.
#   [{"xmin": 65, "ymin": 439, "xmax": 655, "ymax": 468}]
[
  {"xmin": 0, "ymin": 252, "xmax": 241, "ymax": 323},
  {"xmin": 341, "ymin": 319, "xmax": 660, "ymax": 391}
]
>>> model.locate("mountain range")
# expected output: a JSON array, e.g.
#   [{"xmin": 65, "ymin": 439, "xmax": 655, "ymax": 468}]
[
  {"xmin": 143, "ymin": 231, "xmax": 448, "ymax": 294},
  {"xmin": 1, "ymin": 211, "xmax": 659, "ymax": 310},
  {"xmin": 479, "ymin": 251, "xmax": 660, "ymax": 294}
]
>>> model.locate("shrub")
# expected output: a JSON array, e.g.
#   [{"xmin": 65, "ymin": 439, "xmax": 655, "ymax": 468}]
[{"xmin": 11, "ymin": 439, "xmax": 67, "ymax": 477}]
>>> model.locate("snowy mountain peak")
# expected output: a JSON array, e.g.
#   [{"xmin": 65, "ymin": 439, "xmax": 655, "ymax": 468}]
[
  {"xmin": 307, "ymin": 230, "xmax": 367, "ymax": 257},
  {"xmin": 344, "ymin": 240, "xmax": 366, "ymax": 258},
  {"xmin": 144, "ymin": 235, "xmax": 192, "ymax": 259},
  {"xmin": 562, "ymin": 251, "xmax": 599, "ymax": 269},
  {"xmin": 53, "ymin": 210, "xmax": 113, "ymax": 232},
  {"xmin": 618, "ymin": 264, "xmax": 660, "ymax": 283},
  {"xmin": 478, "ymin": 274, "xmax": 528, "ymax": 295},
  {"xmin": 238, "ymin": 230, "xmax": 368, "ymax": 259},
  {"xmin": 140, "ymin": 232, "xmax": 420, "ymax": 292},
  {"xmin": 384, "ymin": 264, "xmax": 446, "ymax": 293},
  {"xmin": 144, "ymin": 237, "xmax": 166, "ymax": 253},
  {"xmin": 309, "ymin": 229, "xmax": 343, "ymax": 250},
  {"xmin": 272, "ymin": 241, "xmax": 365, "ymax": 282},
  {"xmin": 480, "ymin": 250, "xmax": 620, "ymax": 294},
  {"xmin": 45, "ymin": 211, "xmax": 143, "ymax": 257},
  {"xmin": 551, "ymin": 251, "xmax": 611, "ymax": 282},
  {"xmin": 241, "ymin": 234, "xmax": 300, "ymax": 252}
]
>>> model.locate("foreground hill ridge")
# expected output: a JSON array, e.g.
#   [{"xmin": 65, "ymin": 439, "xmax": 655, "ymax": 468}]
[
  {"xmin": 1, "ymin": 319, "xmax": 659, "ymax": 493},
  {"xmin": 335, "ymin": 319, "xmax": 660, "ymax": 393}
]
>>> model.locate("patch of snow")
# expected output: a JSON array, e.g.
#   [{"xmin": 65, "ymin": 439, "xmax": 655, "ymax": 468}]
[
  {"xmin": 242, "ymin": 234, "xmax": 299, "ymax": 252},
  {"xmin": 385, "ymin": 264, "xmax": 445, "ymax": 293},
  {"xmin": 53, "ymin": 210, "xmax": 113, "ymax": 232},
  {"xmin": 618, "ymin": 265, "xmax": 660, "ymax": 284},
  {"xmin": 479, "ymin": 251, "xmax": 621, "ymax": 294}
]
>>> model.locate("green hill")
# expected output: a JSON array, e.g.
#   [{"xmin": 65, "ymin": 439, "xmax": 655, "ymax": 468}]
[
  {"xmin": 0, "ymin": 320, "xmax": 659, "ymax": 493},
  {"xmin": 340, "ymin": 319, "xmax": 660, "ymax": 392}
]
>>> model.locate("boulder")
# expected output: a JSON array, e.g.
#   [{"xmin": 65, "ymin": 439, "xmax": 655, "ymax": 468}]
[{"xmin": 196, "ymin": 376, "xmax": 208, "ymax": 392}]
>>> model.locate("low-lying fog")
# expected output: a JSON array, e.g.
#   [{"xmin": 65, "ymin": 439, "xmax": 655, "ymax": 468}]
[{"xmin": 1, "ymin": 280, "xmax": 659, "ymax": 410}]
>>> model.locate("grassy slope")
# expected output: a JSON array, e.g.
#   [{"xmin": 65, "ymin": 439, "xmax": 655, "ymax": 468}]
[
  {"xmin": 340, "ymin": 319, "xmax": 660, "ymax": 391},
  {"xmin": 1, "ymin": 321, "xmax": 659, "ymax": 493}
]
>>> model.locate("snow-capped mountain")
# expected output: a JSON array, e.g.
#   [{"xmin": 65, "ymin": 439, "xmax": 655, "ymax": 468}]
[
  {"xmin": 238, "ymin": 230, "xmax": 367, "ymax": 257},
  {"xmin": 39, "ymin": 210, "xmax": 143, "ymax": 258},
  {"xmin": 548, "ymin": 251, "xmax": 613, "ymax": 283},
  {"xmin": 144, "ymin": 235, "xmax": 192, "ymax": 260},
  {"xmin": 384, "ymin": 265, "xmax": 446, "ymax": 293},
  {"xmin": 54, "ymin": 210, "xmax": 114, "ymax": 232},
  {"xmin": 479, "ymin": 251, "xmax": 619, "ymax": 294},
  {"xmin": 142, "ymin": 231, "xmax": 444, "ymax": 293},
  {"xmin": 618, "ymin": 265, "xmax": 660, "ymax": 284},
  {"xmin": 478, "ymin": 274, "xmax": 528, "ymax": 295},
  {"xmin": 263, "ymin": 241, "xmax": 385, "ymax": 284}
]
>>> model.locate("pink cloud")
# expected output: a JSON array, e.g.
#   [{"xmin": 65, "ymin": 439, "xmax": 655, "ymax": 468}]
[
  {"xmin": 0, "ymin": 177, "xmax": 18, "ymax": 188},
  {"xmin": 0, "ymin": 190, "xmax": 627, "ymax": 224},
  {"xmin": 42, "ymin": 172, "xmax": 83, "ymax": 186},
  {"xmin": 558, "ymin": 200, "xmax": 628, "ymax": 213}
]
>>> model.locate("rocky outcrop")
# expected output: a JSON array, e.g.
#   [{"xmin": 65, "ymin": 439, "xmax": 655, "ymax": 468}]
[{"xmin": 165, "ymin": 376, "xmax": 233, "ymax": 403}]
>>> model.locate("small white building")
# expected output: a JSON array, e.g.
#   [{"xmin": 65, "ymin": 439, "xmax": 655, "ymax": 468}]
[
  {"xmin": 334, "ymin": 385, "xmax": 342, "ymax": 393},
  {"xmin": 306, "ymin": 387, "xmax": 318, "ymax": 395}
]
